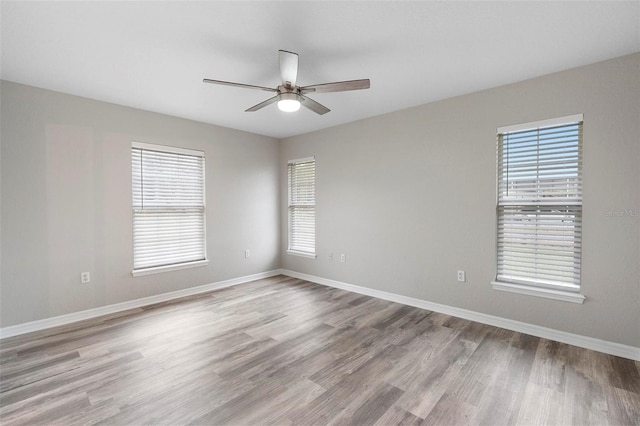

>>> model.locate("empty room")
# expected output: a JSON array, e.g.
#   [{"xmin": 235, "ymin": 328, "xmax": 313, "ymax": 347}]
[{"xmin": 1, "ymin": 1, "xmax": 639, "ymax": 425}]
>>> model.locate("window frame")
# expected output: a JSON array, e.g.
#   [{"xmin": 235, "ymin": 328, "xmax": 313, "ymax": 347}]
[
  {"xmin": 131, "ymin": 141, "xmax": 208, "ymax": 277},
  {"xmin": 287, "ymin": 156, "xmax": 316, "ymax": 259},
  {"xmin": 491, "ymin": 114, "xmax": 585, "ymax": 303}
]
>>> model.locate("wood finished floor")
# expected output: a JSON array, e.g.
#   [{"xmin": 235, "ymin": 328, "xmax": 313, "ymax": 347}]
[{"xmin": 1, "ymin": 275, "xmax": 639, "ymax": 426}]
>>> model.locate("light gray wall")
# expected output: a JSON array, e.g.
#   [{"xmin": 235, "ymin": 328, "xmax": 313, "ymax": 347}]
[
  {"xmin": 1, "ymin": 81, "xmax": 281, "ymax": 327},
  {"xmin": 280, "ymin": 53, "xmax": 640, "ymax": 347}
]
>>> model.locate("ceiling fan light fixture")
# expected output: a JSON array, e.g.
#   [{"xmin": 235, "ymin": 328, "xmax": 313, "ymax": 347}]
[
  {"xmin": 277, "ymin": 92, "xmax": 301, "ymax": 112},
  {"xmin": 203, "ymin": 50, "xmax": 369, "ymax": 115}
]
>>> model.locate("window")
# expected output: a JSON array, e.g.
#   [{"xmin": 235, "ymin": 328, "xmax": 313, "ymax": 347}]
[
  {"xmin": 494, "ymin": 114, "xmax": 584, "ymax": 302},
  {"xmin": 288, "ymin": 157, "xmax": 316, "ymax": 258},
  {"xmin": 131, "ymin": 142, "xmax": 207, "ymax": 275}
]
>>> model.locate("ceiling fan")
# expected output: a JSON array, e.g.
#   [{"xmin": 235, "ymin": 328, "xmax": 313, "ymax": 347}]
[{"xmin": 203, "ymin": 50, "xmax": 370, "ymax": 115}]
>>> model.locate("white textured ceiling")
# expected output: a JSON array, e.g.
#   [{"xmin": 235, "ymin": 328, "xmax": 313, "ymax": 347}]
[{"xmin": 1, "ymin": 1, "xmax": 639, "ymax": 138}]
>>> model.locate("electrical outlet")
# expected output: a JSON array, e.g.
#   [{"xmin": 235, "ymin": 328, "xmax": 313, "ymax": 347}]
[
  {"xmin": 245, "ymin": 249, "xmax": 250, "ymax": 258},
  {"xmin": 328, "ymin": 252, "xmax": 333, "ymax": 261},
  {"xmin": 457, "ymin": 270, "xmax": 466, "ymax": 282},
  {"xmin": 340, "ymin": 254, "xmax": 346, "ymax": 263},
  {"xmin": 81, "ymin": 272, "xmax": 90, "ymax": 284}
]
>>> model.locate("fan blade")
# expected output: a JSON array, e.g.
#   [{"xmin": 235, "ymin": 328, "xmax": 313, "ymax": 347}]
[
  {"xmin": 203, "ymin": 79, "xmax": 277, "ymax": 93},
  {"xmin": 299, "ymin": 95, "xmax": 330, "ymax": 115},
  {"xmin": 300, "ymin": 79, "xmax": 370, "ymax": 94},
  {"xmin": 245, "ymin": 95, "xmax": 279, "ymax": 112},
  {"xmin": 279, "ymin": 50, "xmax": 298, "ymax": 88}
]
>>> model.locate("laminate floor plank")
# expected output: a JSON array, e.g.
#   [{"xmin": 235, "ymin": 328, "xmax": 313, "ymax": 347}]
[
  {"xmin": 472, "ymin": 342, "xmax": 536, "ymax": 426},
  {"xmin": 421, "ymin": 392, "xmax": 478, "ymax": 426},
  {"xmin": 327, "ymin": 381, "xmax": 405, "ymax": 426},
  {"xmin": 1, "ymin": 275, "xmax": 638, "ymax": 425},
  {"xmin": 0, "ymin": 350, "xmax": 81, "ymax": 384},
  {"xmin": 560, "ymin": 367, "xmax": 609, "ymax": 426},
  {"xmin": 1, "ymin": 351, "xmax": 144, "ymax": 407},
  {"xmin": 516, "ymin": 381, "xmax": 566, "ymax": 425},
  {"xmin": 372, "ymin": 405, "xmax": 423, "ymax": 426},
  {"xmin": 188, "ymin": 380, "xmax": 289, "ymax": 425},
  {"xmin": 215, "ymin": 378, "xmax": 326, "ymax": 426},
  {"xmin": 603, "ymin": 384, "xmax": 640, "ymax": 425},
  {"xmin": 289, "ymin": 345, "xmax": 408, "ymax": 425},
  {"xmin": 392, "ymin": 333, "xmax": 477, "ymax": 418},
  {"xmin": 44, "ymin": 399, "xmax": 120, "ymax": 426},
  {"xmin": 2, "ymin": 392, "xmax": 93, "ymax": 426},
  {"xmin": 441, "ymin": 327, "xmax": 516, "ymax": 408}
]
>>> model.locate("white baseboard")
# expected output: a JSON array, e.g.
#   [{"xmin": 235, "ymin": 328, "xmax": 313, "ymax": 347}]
[
  {"xmin": 3, "ymin": 268, "xmax": 638, "ymax": 361},
  {"xmin": 0, "ymin": 269, "xmax": 282, "ymax": 339},
  {"xmin": 281, "ymin": 269, "xmax": 640, "ymax": 361}
]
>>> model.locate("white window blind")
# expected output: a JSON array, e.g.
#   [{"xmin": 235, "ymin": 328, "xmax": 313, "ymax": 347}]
[
  {"xmin": 496, "ymin": 115, "xmax": 583, "ymax": 291},
  {"xmin": 288, "ymin": 157, "xmax": 315, "ymax": 256},
  {"xmin": 132, "ymin": 142, "xmax": 206, "ymax": 271}
]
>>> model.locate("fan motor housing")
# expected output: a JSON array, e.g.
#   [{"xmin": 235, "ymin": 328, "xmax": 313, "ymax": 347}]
[{"xmin": 279, "ymin": 91, "xmax": 300, "ymax": 102}]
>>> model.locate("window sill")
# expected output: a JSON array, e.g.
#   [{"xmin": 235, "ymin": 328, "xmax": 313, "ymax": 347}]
[
  {"xmin": 286, "ymin": 250, "xmax": 317, "ymax": 259},
  {"xmin": 132, "ymin": 259, "xmax": 209, "ymax": 277},
  {"xmin": 492, "ymin": 281, "xmax": 585, "ymax": 304}
]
